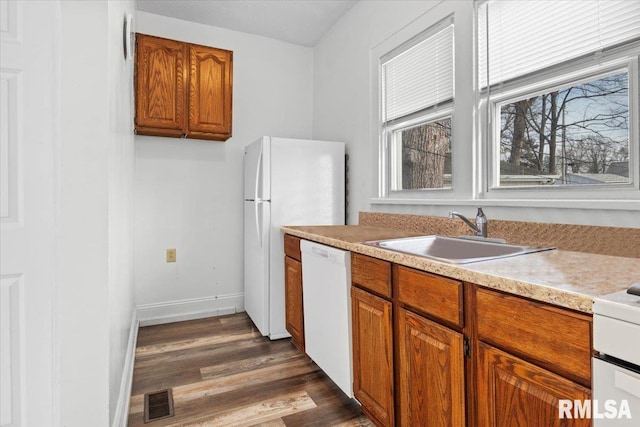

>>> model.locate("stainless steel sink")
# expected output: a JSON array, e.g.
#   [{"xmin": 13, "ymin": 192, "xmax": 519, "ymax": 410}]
[{"xmin": 363, "ymin": 235, "xmax": 554, "ymax": 264}]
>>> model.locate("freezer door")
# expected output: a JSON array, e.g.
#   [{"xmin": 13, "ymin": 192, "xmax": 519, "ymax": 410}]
[
  {"xmin": 243, "ymin": 200, "xmax": 270, "ymax": 336},
  {"xmin": 270, "ymin": 138, "xmax": 344, "ymax": 225},
  {"xmin": 243, "ymin": 136, "xmax": 271, "ymax": 201}
]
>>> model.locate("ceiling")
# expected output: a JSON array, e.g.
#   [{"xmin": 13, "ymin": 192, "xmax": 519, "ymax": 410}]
[{"xmin": 136, "ymin": 0, "xmax": 358, "ymax": 47}]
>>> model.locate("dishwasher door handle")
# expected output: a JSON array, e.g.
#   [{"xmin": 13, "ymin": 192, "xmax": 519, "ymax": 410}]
[{"xmin": 311, "ymin": 246, "xmax": 329, "ymax": 258}]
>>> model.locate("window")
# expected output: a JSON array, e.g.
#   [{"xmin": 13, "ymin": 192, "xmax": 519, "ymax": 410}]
[
  {"xmin": 478, "ymin": 0, "xmax": 640, "ymax": 193},
  {"xmin": 495, "ymin": 68, "xmax": 630, "ymax": 188},
  {"xmin": 389, "ymin": 116, "xmax": 452, "ymax": 191},
  {"xmin": 380, "ymin": 18, "xmax": 454, "ymax": 194}
]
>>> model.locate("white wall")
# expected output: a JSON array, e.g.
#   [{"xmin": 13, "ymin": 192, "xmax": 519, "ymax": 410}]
[
  {"xmin": 57, "ymin": 1, "xmax": 136, "ymax": 425},
  {"xmin": 107, "ymin": 1, "xmax": 137, "ymax": 425},
  {"xmin": 313, "ymin": 0, "xmax": 640, "ymax": 227},
  {"xmin": 313, "ymin": 0, "xmax": 443, "ymax": 223},
  {"xmin": 134, "ymin": 12, "xmax": 314, "ymax": 321},
  {"xmin": 58, "ymin": 1, "xmax": 110, "ymax": 424}
]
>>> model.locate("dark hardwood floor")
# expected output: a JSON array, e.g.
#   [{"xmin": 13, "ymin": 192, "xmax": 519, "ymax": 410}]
[{"xmin": 128, "ymin": 312, "xmax": 373, "ymax": 426}]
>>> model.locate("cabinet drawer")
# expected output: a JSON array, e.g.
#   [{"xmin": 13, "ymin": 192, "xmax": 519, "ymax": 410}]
[
  {"xmin": 395, "ymin": 266, "xmax": 463, "ymax": 328},
  {"xmin": 475, "ymin": 287, "xmax": 592, "ymax": 387},
  {"xmin": 284, "ymin": 235, "xmax": 301, "ymax": 261},
  {"xmin": 351, "ymin": 253, "xmax": 392, "ymax": 298}
]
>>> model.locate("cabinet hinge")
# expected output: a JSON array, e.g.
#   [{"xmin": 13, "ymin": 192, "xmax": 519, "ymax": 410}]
[{"xmin": 463, "ymin": 337, "xmax": 471, "ymax": 358}]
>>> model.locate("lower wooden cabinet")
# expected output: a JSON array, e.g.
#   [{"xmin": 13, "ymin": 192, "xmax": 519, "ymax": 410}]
[
  {"xmin": 284, "ymin": 255, "xmax": 304, "ymax": 352},
  {"xmin": 284, "ymin": 235, "xmax": 304, "ymax": 352},
  {"xmin": 477, "ymin": 343, "xmax": 592, "ymax": 427},
  {"xmin": 474, "ymin": 286, "xmax": 591, "ymax": 387},
  {"xmin": 351, "ymin": 286, "xmax": 394, "ymax": 427},
  {"xmin": 397, "ymin": 308, "xmax": 465, "ymax": 427},
  {"xmin": 285, "ymin": 245, "xmax": 595, "ymax": 427}
]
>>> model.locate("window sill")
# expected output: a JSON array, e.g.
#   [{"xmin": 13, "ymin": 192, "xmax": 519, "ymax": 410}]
[{"xmin": 370, "ymin": 197, "xmax": 640, "ymax": 211}]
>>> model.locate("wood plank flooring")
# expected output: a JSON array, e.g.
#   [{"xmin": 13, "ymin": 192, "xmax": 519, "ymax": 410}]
[{"xmin": 128, "ymin": 313, "xmax": 373, "ymax": 426}]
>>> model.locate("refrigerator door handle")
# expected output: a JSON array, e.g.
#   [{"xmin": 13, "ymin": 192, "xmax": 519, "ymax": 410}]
[
  {"xmin": 253, "ymin": 200, "xmax": 262, "ymax": 247},
  {"xmin": 255, "ymin": 200, "xmax": 263, "ymax": 248},
  {"xmin": 254, "ymin": 142, "xmax": 263, "ymax": 202}
]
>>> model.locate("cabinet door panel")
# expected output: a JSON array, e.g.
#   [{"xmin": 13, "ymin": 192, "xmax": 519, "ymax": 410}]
[
  {"xmin": 188, "ymin": 44, "xmax": 233, "ymax": 140},
  {"xmin": 398, "ymin": 308, "xmax": 465, "ymax": 427},
  {"xmin": 284, "ymin": 256, "xmax": 304, "ymax": 352},
  {"xmin": 352, "ymin": 286, "xmax": 394, "ymax": 426},
  {"xmin": 477, "ymin": 342, "xmax": 591, "ymax": 427},
  {"xmin": 135, "ymin": 34, "xmax": 187, "ymax": 136}
]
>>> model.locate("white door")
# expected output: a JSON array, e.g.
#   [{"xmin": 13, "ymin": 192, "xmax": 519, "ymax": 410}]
[{"xmin": 1, "ymin": 1, "xmax": 57, "ymax": 425}]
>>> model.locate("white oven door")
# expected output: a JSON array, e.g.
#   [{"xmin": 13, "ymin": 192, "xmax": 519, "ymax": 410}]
[{"xmin": 593, "ymin": 357, "xmax": 640, "ymax": 426}]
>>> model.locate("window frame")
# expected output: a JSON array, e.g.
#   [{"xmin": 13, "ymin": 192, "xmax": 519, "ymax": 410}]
[
  {"xmin": 371, "ymin": 0, "xmax": 640, "ymax": 211},
  {"xmin": 479, "ymin": 47, "xmax": 640, "ymax": 200},
  {"xmin": 385, "ymin": 106, "xmax": 454, "ymax": 195},
  {"xmin": 376, "ymin": 15, "xmax": 456, "ymax": 200}
]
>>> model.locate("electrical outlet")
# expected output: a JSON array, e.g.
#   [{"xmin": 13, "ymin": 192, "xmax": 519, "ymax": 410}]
[{"xmin": 166, "ymin": 248, "xmax": 176, "ymax": 263}]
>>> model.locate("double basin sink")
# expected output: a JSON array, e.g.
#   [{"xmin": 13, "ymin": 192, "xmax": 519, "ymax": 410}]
[{"xmin": 364, "ymin": 235, "xmax": 554, "ymax": 264}]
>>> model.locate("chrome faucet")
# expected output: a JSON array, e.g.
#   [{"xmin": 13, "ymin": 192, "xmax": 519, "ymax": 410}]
[{"xmin": 449, "ymin": 208, "xmax": 487, "ymax": 238}]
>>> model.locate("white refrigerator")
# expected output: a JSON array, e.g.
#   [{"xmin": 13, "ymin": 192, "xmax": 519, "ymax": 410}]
[{"xmin": 244, "ymin": 136, "xmax": 345, "ymax": 339}]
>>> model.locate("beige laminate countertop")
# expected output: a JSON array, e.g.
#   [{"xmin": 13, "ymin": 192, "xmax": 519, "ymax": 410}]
[{"xmin": 282, "ymin": 225, "xmax": 640, "ymax": 314}]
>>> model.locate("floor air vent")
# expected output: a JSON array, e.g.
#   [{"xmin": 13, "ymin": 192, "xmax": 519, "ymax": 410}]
[{"xmin": 144, "ymin": 389, "xmax": 174, "ymax": 423}]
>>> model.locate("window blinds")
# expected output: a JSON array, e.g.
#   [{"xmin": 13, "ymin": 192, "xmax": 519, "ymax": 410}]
[
  {"xmin": 478, "ymin": 0, "xmax": 640, "ymax": 87},
  {"xmin": 382, "ymin": 23, "xmax": 454, "ymax": 122}
]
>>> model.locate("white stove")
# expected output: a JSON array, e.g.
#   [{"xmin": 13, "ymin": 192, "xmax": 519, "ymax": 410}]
[{"xmin": 592, "ymin": 286, "xmax": 640, "ymax": 425}]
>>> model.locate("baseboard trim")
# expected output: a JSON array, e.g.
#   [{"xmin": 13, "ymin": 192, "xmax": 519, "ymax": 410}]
[
  {"xmin": 113, "ymin": 309, "xmax": 139, "ymax": 427},
  {"xmin": 137, "ymin": 293, "xmax": 244, "ymax": 327}
]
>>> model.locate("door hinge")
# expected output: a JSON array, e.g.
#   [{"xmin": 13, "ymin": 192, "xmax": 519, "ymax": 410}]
[{"xmin": 463, "ymin": 336, "xmax": 471, "ymax": 358}]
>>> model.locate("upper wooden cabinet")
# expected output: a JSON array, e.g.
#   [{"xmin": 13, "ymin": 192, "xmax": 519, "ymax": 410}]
[
  {"xmin": 135, "ymin": 34, "xmax": 187, "ymax": 137},
  {"xmin": 187, "ymin": 43, "xmax": 233, "ymax": 140},
  {"xmin": 135, "ymin": 34, "xmax": 233, "ymax": 141}
]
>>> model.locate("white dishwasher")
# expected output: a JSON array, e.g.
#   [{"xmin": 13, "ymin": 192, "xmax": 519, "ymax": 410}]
[{"xmin": 300, "ymin": 240, "xmax": 353, "ymax": 398}]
